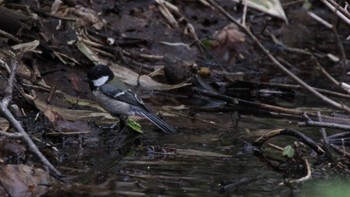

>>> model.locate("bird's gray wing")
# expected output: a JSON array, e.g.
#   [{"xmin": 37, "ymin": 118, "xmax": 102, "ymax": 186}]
[{"xmin": 99, "ymin": 84, "xmax": 145, "ymax": 108}]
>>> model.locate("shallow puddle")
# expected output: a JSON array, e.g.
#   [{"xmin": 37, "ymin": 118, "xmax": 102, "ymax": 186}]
[{"xmin": 48, "ymin": 114, "xmax": 303, "ymax": 196}]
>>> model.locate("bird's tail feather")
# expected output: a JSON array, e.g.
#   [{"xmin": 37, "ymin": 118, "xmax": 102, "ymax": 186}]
[{"xmin": 136, "ymin": 110, "xmax": 176, "ymax": 134}]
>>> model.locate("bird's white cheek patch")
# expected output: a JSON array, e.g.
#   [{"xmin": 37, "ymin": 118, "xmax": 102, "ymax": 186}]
[{"xmin": 93, "ymin": 76, "xmax": 109, "ymax": 86}]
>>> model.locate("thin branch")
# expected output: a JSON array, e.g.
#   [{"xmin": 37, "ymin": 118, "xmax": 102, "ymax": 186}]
[
  {"xmin": 317, "ymin": 112, "xmax": 329, "ymax": 146},
  {"xmin": 258, "ymin": 81, "xmax": 350, "ymax": 99},
  {"xmin": 284, "ymin": 158, "xmax": 312, "ymax": 184},
  {"xmin": 321, "ymin": 0, "xmax": 350, "ymax": 25},
  {"xmin": 325, "ymin": 0, "xmax": 350, "ymax": 19},
  {"xmin": 299, "ymin": 119, "xmax": 350, "ymax": 130},
  {"xmin": 328, "ymin": 131, "xmax": 350, "ymax": 139},
  {"xmin": 253, "ymin": 129, "xmax": 325, "ymax": 155},
  {"xmin": 2, "ymin": 60, "xmax": 16, "ymax": 108},
  {"xmin": 193, "ymin": 87, "xmax": 350, "ymax": 126},
  {"xmin": 0, "ymin": 130, "xmax": 23, "ymax": 138},
  {"xmin": 314, "ymin": 58, "xmax": 341, "ymax": 86},
  {"xmin": 317, "ymin": 111, "xmax": 333, "ymax": 162},
  {"xmin": 332, "ymin": 25, "xmax": 347, "ymax": 67},
  {"xmin": 0, "ymin": 59, "xmax": 62, "ymax": 176},
  {"xmin": 241, "ymin": 1, "xmax": 248, "ymax": 27},
  {"xmin": 308, "ymin": 11, "xmax": 333, "ymax": 29},
  {"xmin": 0, "ymin": 29, "xmax": 21, "ymax": 43},
  {"xmin": 330, "ymin": 144, "xmax": 350, "ymax": 159}
]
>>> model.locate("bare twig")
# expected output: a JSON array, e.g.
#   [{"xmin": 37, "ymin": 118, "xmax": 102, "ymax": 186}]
[
  {"xmin": 0, "ymin": 59, "xmax": 62, "ymax": 176},
  {"xmin": 193, "ymin": 87, "xmax": 350, "ymax": 126},
  {"xmin": 0, "ymin": 29, "xmax": 21, "ymax": 43},
  {"xmin": 269, "ymin": 30, "xmax": 349, "ymax": 94},
  {"xmin": 330, "ymin": 144, "xmax": 350, "ymax": 158},
  {"xmin": 268, "ymin": 31, "xmax": 312, "ymax": 56},
  {"xmin": 328, "ymin": 131, "xmax": 350, "ymax": 139},
  {"xmin": 317, "ymin": 112, "xmax": 329, "ymax": 146},
  {"xmin": 308, "ymin": 11, "xmax": 333, "ymax": 29},
  {"xmin": 0, "ymin": 130, "xmax": 23, "ymax": 138},
  {"xmin": 284, "ymin": 158, "xmax": 312, "ymax": 184},
  {"xmin": 299, "ymin": 119, "xmax": 350, "ymax": 130},
  {"xmin": 253, "ymin": 129, "xmax": 325, "ymax": 155},
  {"xmin": 258, "ymin": 81, "xmax": 350, "ymax": 99},
  {"xmin": 332, "ymin": 25, "xmax": 347, "ymax": 67},
  {"xmin": 241, "ymin": 1, "xmax": 248, "ymax": 27},
  {"xmin": 321, "ymin": 0, "xmax": 350, "ymax": 25},
  {"xmin": 314, "ymin": 58, "xmax": 340, "ymax": 86},
  {"xmin": 206, "ymin": 0, "xmax": 350, "ymax": 113},
  {"xmin": 317, "ymin": 111, "xmax": 333, "ymax": 162}
]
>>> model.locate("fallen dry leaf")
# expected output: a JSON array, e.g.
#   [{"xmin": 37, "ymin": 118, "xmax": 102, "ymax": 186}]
[
  {"xmin": 34, "ymin": 98, "xmax": 114, "ymax": 122},
  {"xmin": 0, "ymin": 117, "xmax": 9, "ymax": 131},
  {"xmin": 0, "ymin": 164, "xmax": 54, "ymax": 197},
  {"xmin": 211, "ymin": 24, "xmax": 250, "ymax": 64},
  {"xmin": 65, "ymin": 70, "xmax": 84, "ymax": 92}
]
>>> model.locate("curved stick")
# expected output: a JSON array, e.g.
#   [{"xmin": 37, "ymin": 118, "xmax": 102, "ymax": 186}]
[{"xmin": 253, "ymin": 129, "xmax": 325, "ymax": 155}]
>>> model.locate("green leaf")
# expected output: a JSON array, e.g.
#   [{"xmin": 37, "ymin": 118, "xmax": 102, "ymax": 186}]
[
  {"xmin": 302, "ymin": 0, "xmax": 312, "ymax": 10},
  {"xmin": 201, "ymin": 39, "xmax": 213, "ymax": 48},
  {"xmin": 282, "ymin": 145, "xmax": 295, "ymax": 158},
  {"xmin": 127, "ymin": 119, "xmax": 143, "ymax": 134}
]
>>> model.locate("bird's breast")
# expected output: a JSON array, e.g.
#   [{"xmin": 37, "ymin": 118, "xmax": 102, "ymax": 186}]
[{"xmin": 93, "ymin": 90, "xmax": 133, "ymax": 116}]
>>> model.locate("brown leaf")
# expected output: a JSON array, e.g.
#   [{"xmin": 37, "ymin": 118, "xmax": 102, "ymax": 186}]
[
  {"xmin": 43, "ymin": 108, "xmax": 62, "ymax": 124},
  {"xmin": 213, "ymin": 24, "xmax": 245, "ymax": 46},
  {"xmin": 34, "ymin": 98, "xmax": 114, "ymax": 122},
  {"xmin": 66, "ymin": 71, "xmax": 83, "ymax": 92},
  {"xmin": 0, "ymin": 165, "xmax": 54, "ymax": 197},
  {"xmin": 2, "ymin": 141, "xmax": 26, "ymax": 162},
  {"xmin": 211, "ymin": 24, "xmax": 249, "ymax": 63},
  {"xmin": 71, "ymin": 6, "xmax": 104, "ymax": 29}
]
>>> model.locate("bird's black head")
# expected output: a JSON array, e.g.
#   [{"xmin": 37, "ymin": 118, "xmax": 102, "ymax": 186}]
[{"xmin": 87, "ymin": 64, "xmax": 114, "ymax": 90}]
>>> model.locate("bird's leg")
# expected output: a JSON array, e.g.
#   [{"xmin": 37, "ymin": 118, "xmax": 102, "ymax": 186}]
[
  {"xmin": 100, "ymin": 116, "xmax": 127, "ymax": 131},
  {"xmin": 118, "ymin": 115, "xmax": 128, "ymax": 132}
]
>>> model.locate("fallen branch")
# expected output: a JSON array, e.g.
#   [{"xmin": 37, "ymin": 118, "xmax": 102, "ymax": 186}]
[
  {"xmin": 299, "ymin": 119, "xmax": 350, "ymax": 130},
  {"xmin": 330, "ymin": 144, "xmax": 350, "ymax": 159},
  {"xmin": 283, "ymin": 158, "xmax": 312, "ymax": 184},
  {"xmin": 316, "ymin": 112, "xmax": 333, "ymax": 162},
  {"xmin": 321, "ymin": 0, "xmax": 350, "ymax": 25},
  {"xmin": 0, "ymin": 59, "xmax": 62, "ymax": 177},
  {"xmin": 195, "ymin": 86, "xmax": 350, "ymax": 122}
]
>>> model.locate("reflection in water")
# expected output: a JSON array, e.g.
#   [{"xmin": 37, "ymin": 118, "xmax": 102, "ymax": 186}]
[
  {"xmin": 49, "ymin": 116, "xmax": 303, "ymax": 196},
  {"xmin": 108, "ymin": 129, "xmax": 288, "ymax": 196}
]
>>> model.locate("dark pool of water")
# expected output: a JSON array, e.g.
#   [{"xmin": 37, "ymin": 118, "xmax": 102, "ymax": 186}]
[
  {"xmin": 81, "ymin": 117, "xmax": 300, "ymax": 196},
  {"xmin": 49, "ymin": 113, "xmax": 330, "ymax": 196}
]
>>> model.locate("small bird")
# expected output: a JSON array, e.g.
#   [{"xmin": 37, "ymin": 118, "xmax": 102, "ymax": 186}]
[{"xmin": 87, "ymin": 64, "xmax": 176, "ymax": 134}]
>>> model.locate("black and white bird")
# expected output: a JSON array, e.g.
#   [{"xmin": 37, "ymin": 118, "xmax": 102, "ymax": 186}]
[{"xmin": 87, "ymin": 64, "xmax": 176, "ymax": 134}]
